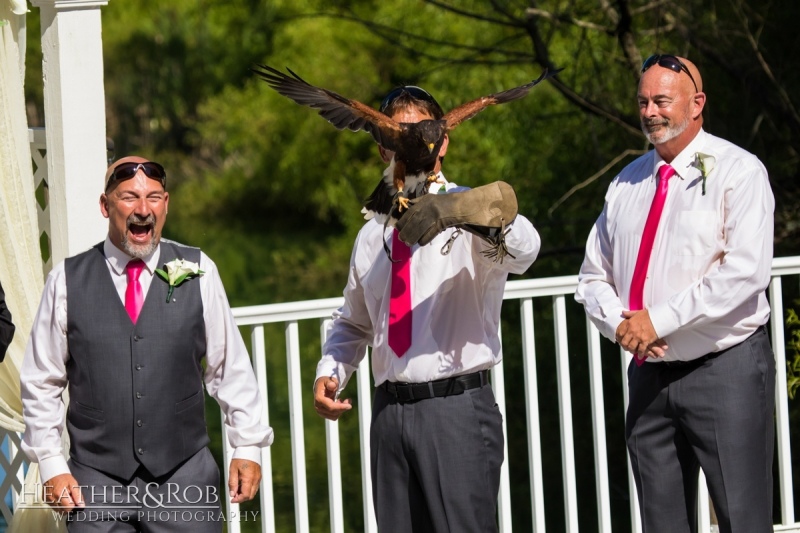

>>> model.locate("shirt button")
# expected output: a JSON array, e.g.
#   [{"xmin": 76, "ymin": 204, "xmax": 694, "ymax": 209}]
[
  {"xmin": 135, "ymin": 364, "xmax": 142, "ymax": 371},
  {"xmin": 133, "ymin": 335, "xmax": 140, "ymax": 341},
  {"xmin": 137, "ymin": 419, "xmax": 143, "ymax": 427},
  {"xmin": 137, "ymin": 448, "xmax": 144, "ymax": 455},
  {"xmin": 136, "ymin": 392, "xmax": 142, "ymax": 399}
]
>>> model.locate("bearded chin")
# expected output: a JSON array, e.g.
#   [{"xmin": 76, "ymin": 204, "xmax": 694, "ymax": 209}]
[
  {"xmin": 122, "ymin": 234, "xmax": 158, "ymax": 259},
  {"xmin": 643, "ymin": 115, "xmax": 690, "ymax": 145}
]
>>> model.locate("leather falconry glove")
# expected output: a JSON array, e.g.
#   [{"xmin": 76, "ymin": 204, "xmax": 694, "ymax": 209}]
[{"xmin": 395, "ymin": 181, "xmax": 519, "ymax": 262}]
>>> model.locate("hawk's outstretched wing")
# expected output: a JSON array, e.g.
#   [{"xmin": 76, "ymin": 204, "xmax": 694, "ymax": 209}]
[
  {"xmin": 442, "ymin": 67, "xmax": 562, "ymax": 131},
  {"xmin": 252, "ymin": 65, "xmax": 404, "ymax": 151}
]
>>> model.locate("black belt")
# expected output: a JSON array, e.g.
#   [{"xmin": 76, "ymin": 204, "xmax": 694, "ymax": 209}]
[{"xmin": 379, "ymin": 370, "xmax": 489, "ymax": 403}]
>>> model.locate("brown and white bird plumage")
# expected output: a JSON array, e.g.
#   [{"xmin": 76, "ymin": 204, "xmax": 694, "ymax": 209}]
[{"xmin": 252, "ymin": 64, "xmax": 560, "ymax": 223}]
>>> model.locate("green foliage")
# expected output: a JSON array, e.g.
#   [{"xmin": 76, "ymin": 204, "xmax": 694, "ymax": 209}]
[
  {"xmin": 21, "ymin": 0, "xmax": 800, "ymax": 531},
  {"xmin": 787, "ymin": 307, "xmax": 800, "ymax": 399}
]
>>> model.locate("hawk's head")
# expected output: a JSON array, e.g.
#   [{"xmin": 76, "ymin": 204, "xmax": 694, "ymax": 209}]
[{"xmin": 413, "ymin": 120, "xmax": 447, "ymax": 153}]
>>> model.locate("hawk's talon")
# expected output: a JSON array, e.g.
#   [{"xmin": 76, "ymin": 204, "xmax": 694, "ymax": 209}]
[{"xmin": 397, "ymin": 196, "xmax": 410, "ymax": 211}]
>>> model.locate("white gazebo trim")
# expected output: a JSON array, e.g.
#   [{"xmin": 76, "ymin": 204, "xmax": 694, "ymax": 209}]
[{"xmin": 30, "ymin": 0, "xmax": 110, "ymax": 263}]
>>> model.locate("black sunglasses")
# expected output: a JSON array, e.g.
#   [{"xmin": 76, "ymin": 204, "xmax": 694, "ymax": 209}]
[
  {"xmin": 641, "ymin": 54, "xmax": 698, "ymax": 93},
  {"xmin": 105, "ymin": 162, "xmax": 167, "ymax": 191},
  {"xmin": 379, "ymin": 85, "xmax": 441, "ymax": 114}
]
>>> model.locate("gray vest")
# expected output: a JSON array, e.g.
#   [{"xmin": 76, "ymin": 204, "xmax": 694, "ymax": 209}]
[{"xmin": 65, "ymin": 241, "xmax": 208, "ymax": 479}]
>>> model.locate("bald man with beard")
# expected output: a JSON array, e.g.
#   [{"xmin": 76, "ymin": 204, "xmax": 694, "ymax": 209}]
[{"xmin": 576, "ymin": 56, "xmax": 775, "ymax": 532}]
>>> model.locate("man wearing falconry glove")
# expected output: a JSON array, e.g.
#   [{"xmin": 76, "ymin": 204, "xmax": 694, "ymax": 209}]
[
  {"xmin": 314, "ymin": 86, "xmax": 541, "ymax": 532},
  {"xmin": 21, "ymin": 156, "xmax": 273, "ymax": 532}
]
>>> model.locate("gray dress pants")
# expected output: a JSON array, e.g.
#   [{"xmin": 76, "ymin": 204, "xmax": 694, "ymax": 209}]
[
  {"xmin": 626, "ymin": 327, "xmax": 775, "ymax": 533},
  {"xmin": 371, "ymin": 383, "xmax": 504, "ymax": 533},
  {"xmin": 66, "ymin": 446, "xmax": 222, "ymax": 533}
]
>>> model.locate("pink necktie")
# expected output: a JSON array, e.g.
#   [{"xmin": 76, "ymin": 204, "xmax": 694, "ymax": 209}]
[
  {"xmin": 125, "ymin": 259, "xmax": 145, "ymax": 324},
  {"xmin": 388, "ymin": 230, "xmax": 412, "ymax": 357},
  {"xmin": 629, "ymin": 164, "xmax": 675, "ymax": 365}
]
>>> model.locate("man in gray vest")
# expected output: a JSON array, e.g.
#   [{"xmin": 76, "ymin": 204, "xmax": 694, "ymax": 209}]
[{"xmin": 21, "ymin": 156, "xmax": 274, "ymax": 532}]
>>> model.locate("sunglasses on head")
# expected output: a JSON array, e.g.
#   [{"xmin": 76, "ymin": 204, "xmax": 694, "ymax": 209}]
[
  {"xmin": 105, "ymin": 162, "xmax": 167, "ymax": 191},
  {"xmin": 379, "ymin": 85, "xmax": 441, "ymax": 114},
  {"xmin": 641, "ymin": 54, "xmax": 699, "ymax": 92}
]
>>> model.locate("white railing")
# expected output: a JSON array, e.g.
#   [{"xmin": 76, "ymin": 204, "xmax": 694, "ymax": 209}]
[
  {"xmin": 2, "ymin": 260, "xmax": 798, "ymax": 530},
  {"xmin": 218, "ymin": 256, "xmax": 800, "ymax": 533}
]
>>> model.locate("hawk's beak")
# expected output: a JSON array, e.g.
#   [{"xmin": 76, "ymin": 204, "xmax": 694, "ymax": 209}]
[{"xmin": 427, "ymin": 143, "xmax": 435, "ymax": 153}]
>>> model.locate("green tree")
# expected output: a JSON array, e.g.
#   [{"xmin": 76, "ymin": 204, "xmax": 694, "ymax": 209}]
[{"xmin": 22, "ymin": 0, "xmax": 800, "ymax": 531}]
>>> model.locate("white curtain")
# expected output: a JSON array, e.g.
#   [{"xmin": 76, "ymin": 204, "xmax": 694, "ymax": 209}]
[{"xmin": 1, "ymin": 1, "xmax": 65, "ymax": 531}]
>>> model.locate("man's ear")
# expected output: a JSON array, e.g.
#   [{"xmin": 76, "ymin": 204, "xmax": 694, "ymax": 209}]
[
  {"xmin": 99, "ymin": 194, "xmax": 110, "ymax": 219},
  {"xmin": 438, "ymin": 133, "xmax": 449, "ymax": 158},
  {"xmin": 692, "ymin": 92, "xmax": 706, "ymax": 119}
]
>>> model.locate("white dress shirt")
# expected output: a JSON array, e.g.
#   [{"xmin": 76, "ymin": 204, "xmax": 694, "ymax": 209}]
[
  {"xmin": 21, "ymin": 238, "xmax": 274, "ymax": 483},
  {"xmin": 317, "ymin": 178, "xmax": 541, "ymax": 389},
  {"xmin": 576, "ymin": 129, "xmax": 774, "ymax": 361}
]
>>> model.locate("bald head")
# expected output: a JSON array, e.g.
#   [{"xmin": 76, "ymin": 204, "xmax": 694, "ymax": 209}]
[
  {"xmin": 105, "ymin": 156, "xmax": 149, "ymax": 185},
  {"xmin": 104, "ymin": 156, "xmax": 167, "ymax": 192},
  {"xmin": 639, "ymin": 54, "xmax": 702, "ymax": 94},
  {"xmin": 679, "ymin": 57, "xmax": 703, "ymax": 92}
]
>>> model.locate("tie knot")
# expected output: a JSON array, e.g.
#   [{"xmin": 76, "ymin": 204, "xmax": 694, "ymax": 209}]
[
  {"xmin": 657, "ymin": 164, "xmax": 676, "ymax": 182},
  {"xmin": 126, "ymin": 259, "xmax": 145, "ymax": 281}
]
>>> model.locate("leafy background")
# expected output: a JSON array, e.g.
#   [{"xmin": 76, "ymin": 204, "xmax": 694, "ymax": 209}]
[{"xmin": 22, "ymin": 0, "xmax": 800, "ymax": 531}]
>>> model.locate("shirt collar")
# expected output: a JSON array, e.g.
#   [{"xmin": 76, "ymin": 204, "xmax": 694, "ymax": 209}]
[
  {"xmin": 653, "ymin": 128, "xmax": 709, "ymax": 180},
  {"xmin": 104, "ymin": 236, "xmax": 160, "ymax": 276}
]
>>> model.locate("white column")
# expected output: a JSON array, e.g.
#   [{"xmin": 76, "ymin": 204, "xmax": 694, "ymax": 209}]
[{"xmin": 30, "ymin": 0, "xmax": 110, "ymax": 263}]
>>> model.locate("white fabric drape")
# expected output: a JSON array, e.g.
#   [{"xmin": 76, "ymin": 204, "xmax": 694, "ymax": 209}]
[
  {"xmin": 2, "ymin": 1, "xmax": 65, "ymax": 531},
  {"xmin": 0, "ymin": 0, "xmax": 39, "ymax": 432}
]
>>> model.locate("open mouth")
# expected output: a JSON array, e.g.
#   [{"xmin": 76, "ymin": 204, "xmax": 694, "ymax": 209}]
[{"xmin": 127, "ymin": 221, "xmax": 154, "ymax": 243}]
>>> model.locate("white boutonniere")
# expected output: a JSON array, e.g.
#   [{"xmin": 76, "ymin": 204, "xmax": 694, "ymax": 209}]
[
  {"xmin": 692, "ymin": 152, "xmax": 716, "ymax": 195},
  {"xmin": 155, "ymin": 259, "xmax": 204, "ymax": 302}
]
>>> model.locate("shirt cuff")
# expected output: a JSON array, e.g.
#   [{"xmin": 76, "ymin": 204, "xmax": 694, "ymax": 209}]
[
  {"xmin": 315, "ymin": 362, "xmax": 350, "ymax": 392},
  {"xmin": 38, "ymin": 455, "xmax": 71, "ymax": 484},
  {"xmin": 648, "ymin": 302, "xmax": 680, "ymax": 339},
  {"xmin": 606, "ymin": 313, "xmax": 625, "ymax": 341},
  {"xmin": 231, "ymin": 446, "xmax": 262, "ymax": 465}
]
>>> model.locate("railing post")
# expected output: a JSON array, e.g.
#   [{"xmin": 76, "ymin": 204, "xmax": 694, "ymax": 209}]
[
  {"xmin": 520, "ymin": 297, "xmax": 546, "ymax": 531},
  {"xmin": 252, "ymin": 324, "xmax": 275, "ymax": 533},
  {"xmin": 586, "ymin": 321, "xmax": 612, "ymax": 533},
  {"xmin": 285, "ymin": 321, "xmax": 310, "ymax": 533},
  {"xmin": 355, "ymin": 352, "xmax": 377, "ymax": 533},
  {"xmin": 320, "ymin": 319, "xmax": 345, "ymax": 533},
  {"xmin": 553, "ymin": 295, "xmax": 578, "ymax": 531},
  {"xmin": 770, "ymin": 276, "xmax": 795, "ymax": 525}
]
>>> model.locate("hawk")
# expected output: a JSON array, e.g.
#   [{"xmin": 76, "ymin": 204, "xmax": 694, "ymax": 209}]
[{"xmin": 252, "ymin": 65, "xmax": 560, "ymax": 225}]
